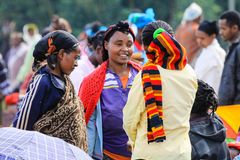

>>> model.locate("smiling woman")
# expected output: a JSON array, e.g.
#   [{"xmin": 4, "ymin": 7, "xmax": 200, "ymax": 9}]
[
  {"xmin": 79, "ymin": 21, "xmax": 141, "ymax": 160},
  {"xmin": 104, "ymin": 31, "xmax": 134, "ymax": 71}
]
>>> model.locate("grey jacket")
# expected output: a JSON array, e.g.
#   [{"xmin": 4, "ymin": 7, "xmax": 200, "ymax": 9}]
[{"xmin": 218, "ymin": 40, "xmax": 240, "ymax": 105}]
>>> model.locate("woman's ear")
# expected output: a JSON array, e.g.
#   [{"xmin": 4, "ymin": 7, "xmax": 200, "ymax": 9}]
[
  {"xmin": 104, "ymin": 41, "xmax": 108, "ymax": 51},
  {"xmin": 57, "ymin": 49, "xmax": 65, "ymax": 60}
]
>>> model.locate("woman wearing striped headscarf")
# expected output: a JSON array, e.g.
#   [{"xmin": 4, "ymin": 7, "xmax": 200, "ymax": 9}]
[{"xmin": 123, "ymin": 20, "xmax": 198, "ymax": 160}]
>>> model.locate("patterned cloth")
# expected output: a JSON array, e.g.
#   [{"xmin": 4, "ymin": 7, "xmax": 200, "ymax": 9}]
[
  {"xmin": 33, "ymin": 75, "xmax": 88, "ymax": 152},
  {"xmin": 0, "ymin": 127, "xmax": 92, "ymax": 160},
  {"xmin": 142, "ymin": 29, "xmax": 187, "ymax": 143}
]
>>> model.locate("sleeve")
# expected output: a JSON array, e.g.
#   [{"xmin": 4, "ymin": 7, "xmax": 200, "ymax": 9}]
[
  {"xmin": 86, "ymin": 107, "xmax": 97, "ymax": 156},
  {"xmin": 219, "ymin": 47, "xmax": 240, "ymax": 105},
  {"xmin": 13, "ymin": 74, "xmax": 49, "ymax": 130},
  {"xmin": 123, "ymin": 72, "xmax": 145, "ymax": 143}
]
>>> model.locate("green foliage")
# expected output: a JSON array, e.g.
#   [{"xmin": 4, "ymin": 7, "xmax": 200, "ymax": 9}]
[{"xmin": 0, "ymin": 0, "xmax": 239, "ymax": 37}]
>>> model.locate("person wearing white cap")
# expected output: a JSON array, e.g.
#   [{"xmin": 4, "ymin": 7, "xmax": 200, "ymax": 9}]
[
  {"xmin": 175, "ymin": 2, "xmax": 203, "ymax": 67},
  {"xmin": 182, "ymin": 2, "xmax": 203, "ymax": 22}
]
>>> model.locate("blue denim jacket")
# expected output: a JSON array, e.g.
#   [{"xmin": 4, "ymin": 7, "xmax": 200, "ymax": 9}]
[{"xmin": 87, "ymin": 102, "xmax": 103, "ymax": 160}]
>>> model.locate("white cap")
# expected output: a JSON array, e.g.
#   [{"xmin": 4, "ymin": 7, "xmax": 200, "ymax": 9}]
[{"xmin": 183, "ymin": 2, "xmax": 202, "ymax": 21}]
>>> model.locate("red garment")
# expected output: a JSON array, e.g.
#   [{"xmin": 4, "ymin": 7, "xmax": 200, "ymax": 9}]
[
  {"xmin": 228, "ymin": 142, "xmax": 240, "ymax": 150},
  {"xmin": 79, "ymin": 60, "xmax": 141, "ymax": 124},
  {"xmin": 5, "ymin": 92, "xmax": 19, "ymax": 105}
]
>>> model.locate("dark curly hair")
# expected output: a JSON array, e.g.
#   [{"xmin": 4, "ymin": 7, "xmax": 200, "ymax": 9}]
[
  {"xmin": 142, "ymin": 20, "xmax": 174, "ymax": 47},
  {"xmin": 220, "ymin": 10, "xmax": 240, "ymax": 28},
  {"xmin": 191, "ymin": 79, "xmax": 218, "ymax": 115},
  {"xmin": 88, "ymin": 30, "xmax": 105, "ymax": 50},
  {"xmin": 102, "ymin": 21, "xmax": 135, "ymax": 61},
  {"xmin": 198, "ymin": 20, "xmax": 219, "ymax": 36}
]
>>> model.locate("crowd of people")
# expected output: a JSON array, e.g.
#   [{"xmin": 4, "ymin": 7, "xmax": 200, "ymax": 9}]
[{"xmin": 0, "ymin": 2, "xmax": 240, "ymax": 160}]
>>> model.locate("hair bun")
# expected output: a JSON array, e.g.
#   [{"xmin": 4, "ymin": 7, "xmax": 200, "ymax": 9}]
[{"xmin": 116, "ymin": 21, "xmax": 129, "ymax": 29}]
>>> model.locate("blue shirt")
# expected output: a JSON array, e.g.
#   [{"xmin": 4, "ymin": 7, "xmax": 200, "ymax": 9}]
[
  {"xmin": 13, "ymin": 66, "xmax": 65, "ymax": 130},
  {"xmin": 100, "ymin": 66, "xmax": 138, "ymax": 157}
]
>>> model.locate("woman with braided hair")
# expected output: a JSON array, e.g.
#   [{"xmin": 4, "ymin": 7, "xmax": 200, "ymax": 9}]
[
  {"xmin": 79, "ymin": 21, "xmax": 141, "ymax": 159},
  {"xmin": 12, "ymin": 30, "xmax": 88, "ymax": 152},
  {"xmin": 123, "ymin": 20, "xmax": 198, "ymax": 160},
  {"xmin": 190, "ymin": 79, "xmax": 231, "ymax": 160}
]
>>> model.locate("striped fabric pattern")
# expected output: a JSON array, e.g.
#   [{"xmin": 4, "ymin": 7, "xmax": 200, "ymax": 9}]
[
  {"xmin": 142, "ymin": 31, "xmax": 187, "ymax": 143},
  {"xmin": 103, "ymin": 72, "xmax": 133, "ymax": 89},
  {"xmin": 16, "ymin": 74, "xmax": 43, "ymax": 130}
]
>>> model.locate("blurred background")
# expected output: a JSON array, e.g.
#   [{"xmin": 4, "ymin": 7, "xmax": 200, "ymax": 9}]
[{"xmin": 0, "ymin": 0, "xmax": 239, "ymax": 36}]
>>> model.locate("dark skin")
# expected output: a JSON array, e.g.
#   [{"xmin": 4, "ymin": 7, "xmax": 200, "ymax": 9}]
[
  {"xmin": 104, "ymin": 31, "xmax": 134, "ymax": 77},
  {"xmin": 88, "ymin": 46, "xmax": 103, "ymax": 67},
  {"xmin": 49, "ymin": 48, "xmax": 80, "ymax": 78}
]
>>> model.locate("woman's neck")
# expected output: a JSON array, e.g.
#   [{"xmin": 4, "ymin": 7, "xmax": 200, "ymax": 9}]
[
  {"xmin": 108, "ymin": 61, "xmax": 129, "ymax": 77},
  {"xmin": 47, "ymin": 65, "xmax": 63, "ymax": 78}
]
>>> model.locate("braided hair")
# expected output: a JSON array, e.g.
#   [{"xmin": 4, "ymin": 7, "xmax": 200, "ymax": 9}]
[
  {"xmin": 88, "ymin": 30, "xmax": 105, "ymax": 50},
  {"xmin": 191, "ymin": 79, "xmax": 218, "ymax": 115},
  {"xmin": 102, "ymin": 21, "xmax": 135, "ymax": 61},
  {"xmin": 142, "ymin": 20, "xmax": 174, "ymax": 47}
]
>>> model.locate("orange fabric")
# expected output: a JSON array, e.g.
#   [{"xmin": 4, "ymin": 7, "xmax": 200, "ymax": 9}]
[
  {"xmin": 216, "ymin": 105, "xmax": 240, "ymax": 139},
  {"xmin": 5, "ymin": 93, "xmax": 19, "ymax": 105},
  {"xmin": 120, "ymin": 75, "xmax": 129, "ymax": 89},
  {"xmin": 103, "ymin": 149, "xmax": 131, "ymax": 160},
  {"xmin": 221, "ymin": 118, "xmax": 237, "ymax": 139}
]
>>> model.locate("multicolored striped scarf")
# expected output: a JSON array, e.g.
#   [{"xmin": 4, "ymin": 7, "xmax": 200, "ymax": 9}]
[{"xmin": 142, "ymin": 28, "xmax": 187, "ymax": 143}]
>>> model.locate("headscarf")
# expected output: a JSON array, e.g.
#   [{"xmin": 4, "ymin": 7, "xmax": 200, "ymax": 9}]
[
  {"xmin": 33, "ymin": 30, "xmax": 79, "ymax": 70},
  {"xmin": 142, "ymin": 28, "xmax": 187, "ymax": 143}
]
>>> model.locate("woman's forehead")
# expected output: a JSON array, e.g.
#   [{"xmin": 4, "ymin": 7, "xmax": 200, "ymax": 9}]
[
  {"xmin": 109, "ymin": 31, "xmax": 134, "ymax": 42},
  {"xmin": 72, "ymin": 45, "xmax": 81, "ymax": 54}
]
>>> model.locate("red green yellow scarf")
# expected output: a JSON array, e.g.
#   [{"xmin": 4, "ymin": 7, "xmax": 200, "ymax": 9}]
[{"xmin": 142, "ymin": 28, "xmax": 187, "ymax": 143}]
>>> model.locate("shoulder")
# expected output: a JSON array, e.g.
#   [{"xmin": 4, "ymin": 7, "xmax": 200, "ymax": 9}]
[
  {"xmin": 82, "ymin": 62, "xmax": 107, "ymax": 83},
  {"xmin": 235, "ymin": 42, "xmax": 240, "ymax": 52},
  {"xmin": 128, "ymin": 60, "xmax": 142, "ymax": 71},
  {"xmin": 29, "ymin": 74, "xmax": 51, "ymax": 92},
  {"xmin": 80, "ymin": 62, "xmax": 108, "ymax": 94},
  {"xmin": 31, "ymin": 67, "xmax": 53, "ymax": 90}
]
